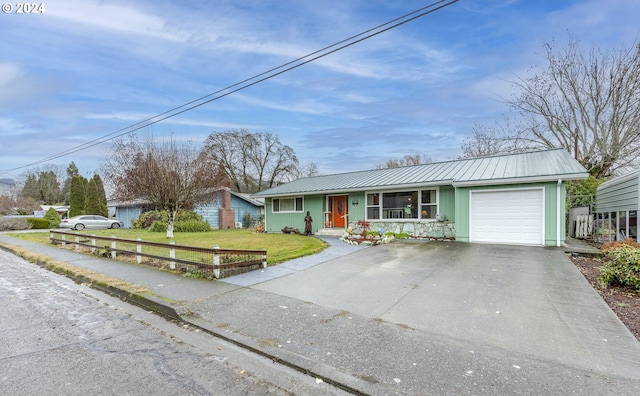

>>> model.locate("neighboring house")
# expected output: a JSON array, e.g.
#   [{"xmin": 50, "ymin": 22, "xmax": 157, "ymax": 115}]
[
  {"xmin": 108, "ymin": 199, "xmax": 149, "ymax": 228},
  {"xmin": 109, "ymin": 189, "xmax": 264, "ymax": 229},
  {"xmin": 253, "ymin": 149, "xmax": 588, "ymax": 246},
  {"xmin": 196, "ymin": 188, "xmax": 264, "ymax": 228},
  {"xmin": 35, "ymin": 205, "xmax": 69, "ymax": 218},
  {"xmin": 594, "ymin": 170, "xmax": 639, "ymax": 242}
]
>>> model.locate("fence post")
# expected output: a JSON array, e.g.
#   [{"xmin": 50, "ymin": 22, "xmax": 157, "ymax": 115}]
[
  {"xmin": 91, "ymin": 234, "xmax": 96, "ymax": 254},
  {"xmin": 136, "ymin": 238, "xmax": 142, "ymax": 264},
  {"xmin": 262, "ymin": 248, "xmax": 267, "ymax": 269},
  {"xmin": 61, "ymin": 233, "xmax": 66, "ymax": 247},
  {"xmin": 213, "ymin": 244, "xmax": 220, "ymax": 278},
  {"xmin": 50, "ymin": 231, "xmax": 53, "ymax": 244},
  {"xmin": 111, "ymin": 236, "xmax": 117, "ymax": 259},
  {"xmin": 169, "ymin": 240, "xmax": 175, "ymax": 270},
  {"xmin": 74, "ymin": 234, "xmax": 80, "ymax": 251}
]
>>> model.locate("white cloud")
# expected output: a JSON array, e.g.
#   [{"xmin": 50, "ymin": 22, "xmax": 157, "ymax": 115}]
[
  {"xmin": 46, "ymin": 0, "xmax": 184, "ymax": 41},
  {"xmin": 84, "ymin": 112, "xmax": 153, "ymax": 121},
  {"xmin": 84, "ymin": 111, "xmax": 257, "ymax": 131},
  {"xmin": 0, "ymin": 63, "xmax": 23, "ymax": 86},
  {"xmin": 231, "ymin": 93, "xmax": 340, "ymax": 116},
  {"xmin": 0, "ymin": 117, "xmax": 28, "ymax": 134}
]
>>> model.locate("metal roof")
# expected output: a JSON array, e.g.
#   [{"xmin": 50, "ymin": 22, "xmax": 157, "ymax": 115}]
[
  {"xmin": 232, "ymin": 191, "xmax": 264, "ymax": 207},
  {"xmin": 254, "ymin": 149, "xmax": 588, "ymax": 197}
]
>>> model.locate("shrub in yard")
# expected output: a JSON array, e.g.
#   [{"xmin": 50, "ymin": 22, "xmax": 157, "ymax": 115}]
[
  {"xmin": 134, "ymin": 210, "xmax": 205, "ymax": 230},
  {"xmin": 0, "ymin": 217, "xmax": 32, "ymax": 231},
  {"xmin": 598, "ymin": 238, "xmax": 640, "ymax": 291},
  {"xmin": 243, "ymin": 213, "xmax": 258, "ymax": 228},
  {"xmin": 174, "ymin": 220, "xmax": 211, "ymax": 232},
  {"xmin": 133, "ymin": 210, "xmax": 167, "ymax": 229},
  {"xmin": 44, "ymin": 207, "xmax": 61, "ymax": 228},
  {"xmin": 26, "ymin": 218, "xmax": 50, "ymax": 229},
  {"xmin": 175, "ymin": 210, "xmax": 203, "ymax": 222}
]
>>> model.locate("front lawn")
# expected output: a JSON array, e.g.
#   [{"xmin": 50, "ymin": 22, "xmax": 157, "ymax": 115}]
[{"xmin": 8, "ymin": 229, "xmax": 327, "ymax": 265}]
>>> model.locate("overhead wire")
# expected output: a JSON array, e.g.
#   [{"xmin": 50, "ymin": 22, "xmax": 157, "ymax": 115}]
[{"xmin": 1, "ymin": 0, "xmax": 459, "ymax": 173}]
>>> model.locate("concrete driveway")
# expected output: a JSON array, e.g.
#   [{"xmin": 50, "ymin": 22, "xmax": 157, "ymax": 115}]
[{"xmin": 252, "ymin": 241, "xmax": 640, "ymax": 380}]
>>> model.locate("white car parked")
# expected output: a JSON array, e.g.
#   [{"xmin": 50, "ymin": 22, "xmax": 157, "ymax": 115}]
[{"xmin": 60, "ymin": 215, "xmax": 124, "ymax": 230}]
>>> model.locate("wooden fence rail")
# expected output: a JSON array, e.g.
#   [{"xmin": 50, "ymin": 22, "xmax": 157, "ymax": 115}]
[{"xmin": 49, "ymin": 231, "xmax": 267, "ymax": 279}]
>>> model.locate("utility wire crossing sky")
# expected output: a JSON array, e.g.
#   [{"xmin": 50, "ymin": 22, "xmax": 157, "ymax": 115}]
[
  {"xmin": 5, "ymin": 0, "xmax": 459, "ymax": 173},
  {"xmin": 0, "ymin": 0, "xmax": 638, "ymax": 178}
]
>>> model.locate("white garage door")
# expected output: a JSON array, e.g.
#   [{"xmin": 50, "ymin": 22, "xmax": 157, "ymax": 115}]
[{"xmin": 470, "ymin": 188, "xmax": 544, "ymax": 245}]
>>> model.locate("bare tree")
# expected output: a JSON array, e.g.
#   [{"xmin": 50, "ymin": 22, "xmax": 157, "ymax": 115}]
[
  {"xmin": 0, "ymin": 195, "xmax": 40, "ymax": 215},
  {"xmin": 376, "ymin": 153, "xmax": 433, "ymax": 169},
  {"xmin": 203, "ymin": 129, "xmax": 299, "ymax": 193},
  {"xmin": 461, "ymin": 116, "xmax": 534, "ymax": 158},
  {"xmin": 291, "ymin": 161, "xmax": 320, "ymax": 179},
  {"xmin": 102, "ymin": 134, "xmax": 221, "ymax": 238},
  {"xmin": 463, "ymin": 38, "xmax": 640, "ymax": 177}
]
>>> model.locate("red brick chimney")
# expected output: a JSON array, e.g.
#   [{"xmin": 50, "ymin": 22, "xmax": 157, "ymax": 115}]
[{"xmin": 218, "ymin": 188, "xmax": 235, "ymax": 229}]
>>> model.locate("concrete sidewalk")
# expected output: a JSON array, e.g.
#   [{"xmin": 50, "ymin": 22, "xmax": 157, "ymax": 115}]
[{"xmin": 1, "ymin": 233, "xmax": 639, "ymax": 395}]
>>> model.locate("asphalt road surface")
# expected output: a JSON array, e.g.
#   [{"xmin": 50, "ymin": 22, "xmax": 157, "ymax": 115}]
[{"xmin": 0, "ymin": 248, "xmax": 345, "ymax": 396}]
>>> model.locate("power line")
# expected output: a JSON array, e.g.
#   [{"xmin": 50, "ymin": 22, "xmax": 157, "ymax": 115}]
[{"xmin": 1, "ymin": 0, "xmax": 459, "ymax": 174}]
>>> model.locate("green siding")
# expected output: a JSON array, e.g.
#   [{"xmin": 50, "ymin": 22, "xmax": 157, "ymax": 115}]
[
  {"xmin": 454, "ymin": 187, "xmax": 470, "ymax": 242},
  {"xmin": 265, "ymin": 188, "xmax": 451, "ymax": 232},
  {"xmin": 265, "ymin": 195, "xmax": 324, "ymax": 233},
  {"xmin": 439, "ymin": 185, "xmax": 455, "ymax": 222},
  {"xmin": 596, "ymin": 173, "xmax": 639, "ymax": 213},
  {"xmin": 264, "ymin": 182, "xmax": 565, "ymax": 245},
  {"xmin": 454, "ymin": 182, "xmax": 564, "ymax": 246},
  {"xmin": 347, "ymin": 191, "xmax": 366, "ymax": 224}
]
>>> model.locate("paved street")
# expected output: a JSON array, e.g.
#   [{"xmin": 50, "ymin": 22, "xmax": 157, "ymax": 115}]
[
  {"xmin": 1, "ymin": 233, "xmax": 640, "ymax": 395},
  {"xmin": 0, "ymin": 248, "xmax": 344, "ymax": 396}
]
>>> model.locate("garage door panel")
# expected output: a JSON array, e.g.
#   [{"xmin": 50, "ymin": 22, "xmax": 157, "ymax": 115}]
[{"xmin": 470, "ymin": 189, "xmax": 543, "ymax": 245}]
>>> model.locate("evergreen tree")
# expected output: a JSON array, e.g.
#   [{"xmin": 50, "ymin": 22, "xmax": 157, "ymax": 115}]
[
  {"xmin": 21, "ymin": 174, "xmax": 40, "ymax": 201},
  {"xmin": 37, "ymin": 171, "xmax": 60, "ymax": 204},
  {"xmin": 44, "ymin": 207, "xmax": 61, "ymax": 228},
  {"xmin": 68, "ymin": 175, "xmax": 86, "ymax": 217},
  {"xmin": 92, "ymin": 174, "xmax": 108, "ymax": 217},
  {"xmin": 62, "ymin": 162, "xmax": 79, "ymax": 205},
  {"xmin": 84, "ymin": 178, "xmax": 102, "ymax": 215}
]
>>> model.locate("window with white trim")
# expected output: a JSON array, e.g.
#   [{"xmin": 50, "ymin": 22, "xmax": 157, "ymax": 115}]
[
  {"xmin": 272, "ymin": 197, "xmax": 303, "ymax": 213},
  {"xmin": 366, "ymin": 189, "xmax": 437, "ymax": 220}
]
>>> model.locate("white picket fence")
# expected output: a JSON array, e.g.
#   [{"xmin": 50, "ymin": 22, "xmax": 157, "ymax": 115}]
[{"xmin": 574, "ymin": 214, "xmax": 594, "ymax": 239}]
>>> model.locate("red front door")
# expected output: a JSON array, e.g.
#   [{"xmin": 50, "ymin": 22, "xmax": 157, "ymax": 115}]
[{"xmin": 332, "ymin": 195, "xmax": 348, "ymax": 228}]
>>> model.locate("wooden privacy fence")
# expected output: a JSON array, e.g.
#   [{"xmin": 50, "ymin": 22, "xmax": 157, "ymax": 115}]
[{"xmin": 50, "ymin": 231, "xmax": 267, "ymax": 279}]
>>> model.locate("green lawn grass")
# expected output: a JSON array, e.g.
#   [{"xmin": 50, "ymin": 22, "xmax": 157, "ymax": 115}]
[{"xmin": 8, "ymin": 228, "xmax": 327, "ymax": 265}]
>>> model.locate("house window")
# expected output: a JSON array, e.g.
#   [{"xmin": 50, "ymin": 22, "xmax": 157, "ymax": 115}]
[
  {"xmin": 366, "ymin": 189, "xmax": 438, "ymax": 220},
  {"xmin": 366, "ymin": 193, "xmax": 380, "ymax": 219},
  {"xmin": 421, "ymin": 190, "xmax": 437, "ymax": 219},
  {"xmin": 272, "ymin": 197, "xmax": 303, "ymax": 213}
]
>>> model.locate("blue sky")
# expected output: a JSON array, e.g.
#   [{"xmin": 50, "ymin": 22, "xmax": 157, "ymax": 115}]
[{"xmin": 1, "ymin": 0, "xmax": 639, "ymax": 180}]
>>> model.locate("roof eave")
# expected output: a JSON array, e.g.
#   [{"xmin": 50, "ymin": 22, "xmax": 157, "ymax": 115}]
[
  {"xmin": 253, "ymin": 180, "xmax": 454, "ymax": 198},
  {"xmin": 597, "ymin": 169, "xmax": 640, "ymax": 191},
  {"xmin": 452, "ymin": 173, "xmax": 589, "ymax": 187}
]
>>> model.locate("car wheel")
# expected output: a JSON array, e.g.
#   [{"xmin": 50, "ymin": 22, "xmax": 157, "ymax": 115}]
[
  {"xmin": 74, "ymin": 223, "xmax": 85, "ymax": 231},
  {"xmin": 111, "ymin": 223, "xmax": 121, "ymax": 229}
]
